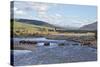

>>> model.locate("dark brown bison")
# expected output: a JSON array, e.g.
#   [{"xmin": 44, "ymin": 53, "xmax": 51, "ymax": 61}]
[
  {"xmin": 19, "ymin": 40, "xmax": 37, "ymax": 44},
  {"xmin": 44, "ymin": 42, "xmax": 50, "ymax": 46}
]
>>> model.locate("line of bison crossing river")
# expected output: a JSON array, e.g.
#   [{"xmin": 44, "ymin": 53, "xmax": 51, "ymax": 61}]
[
  {"xmin": 13, "ymin": 38, "xmax": 81, "ymax": 50},
  {"xmin": 14, "ymin": 38, "xmax": 70, "ymax": 47},
  {"xmin": 12, "ymin": 37, "xmax": 96, "ymax": 51}
]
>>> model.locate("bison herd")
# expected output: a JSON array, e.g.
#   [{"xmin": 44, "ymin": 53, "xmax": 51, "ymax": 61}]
[
  {"xmin": 19, "ymin": 40, "xmax": 37, "ymax": 44},
  {"xmin": 19, "ymin": 40, "xmax": 51, "ymax": 46},
  {"xmin": 19, "ymin": 40, "xmax": 95, "ymax": 47}
]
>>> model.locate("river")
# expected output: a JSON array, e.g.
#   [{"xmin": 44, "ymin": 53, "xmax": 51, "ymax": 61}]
[{"xmin": 11, "ymin": 37, "xmax": 97, "ymax": 66}]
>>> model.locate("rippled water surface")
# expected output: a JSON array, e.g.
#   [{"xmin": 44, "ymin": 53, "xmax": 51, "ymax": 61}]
[{"xmin": 12, "ymin": 38, "xmax": 97, "ymax": 66}]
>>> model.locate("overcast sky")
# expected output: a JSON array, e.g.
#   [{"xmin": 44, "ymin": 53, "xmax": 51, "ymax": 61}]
[{"xmin": 12, "ymin": 1, "xmax": 97, "ymax": 28}]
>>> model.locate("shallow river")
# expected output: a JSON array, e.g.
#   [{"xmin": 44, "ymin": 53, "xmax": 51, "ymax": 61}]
[{"xmin": 11, "ymin": 37, "xmax": 97, "ymax": 66}]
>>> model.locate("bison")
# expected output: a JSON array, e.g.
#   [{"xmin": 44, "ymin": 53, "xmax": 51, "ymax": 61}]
[{"xmin": 19, "ymin": 40, "xmax": 37, "ymax": 44}]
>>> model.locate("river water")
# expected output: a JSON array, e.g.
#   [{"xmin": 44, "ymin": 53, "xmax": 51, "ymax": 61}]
[{"xmin": 12, "ymin": 37, "xmax": 97, "ymax": 66}]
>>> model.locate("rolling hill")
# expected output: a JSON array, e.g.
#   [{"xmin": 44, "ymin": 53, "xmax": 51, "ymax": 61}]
[
  {"xmin": 14, "ymin": 19, "xmax": 56, "ymax": 28},
  {"xmin": 80, "ymin": 22, "xmax": 97, "ymax": 31}
]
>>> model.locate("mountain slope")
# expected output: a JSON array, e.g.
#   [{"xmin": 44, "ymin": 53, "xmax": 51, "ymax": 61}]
[
  {"xmin": 80, "ymin": 22, "xmax": 97, "ymax": 31},
  {"xmin": 14, "ymin": 19, "xmax": 56, "ymax": 28}
]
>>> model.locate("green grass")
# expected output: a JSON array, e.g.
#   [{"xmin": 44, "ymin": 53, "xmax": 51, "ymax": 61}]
[
  {"xmin": 12, "ymin": 21, "xmax": 56, "ymax": 37},
  {"xmin": 14, "ymin": 22, "xmax": 39, "ymax": 31},
  {"xmin": 14, "ymin": 21, "xmax": 54, "ymax": 30}
]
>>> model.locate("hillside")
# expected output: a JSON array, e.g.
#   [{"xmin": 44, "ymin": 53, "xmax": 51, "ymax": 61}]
[
  {"xmin": 12, "ymin": 21, "xmax": 58, "ymax": 37},
  {"xmin": 14, "ymin": 19, "xmax": 56, "ymax": 28},
  {"xmin": 80, "ymin": 22, "xmax": 97, "ymax": 31}
]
